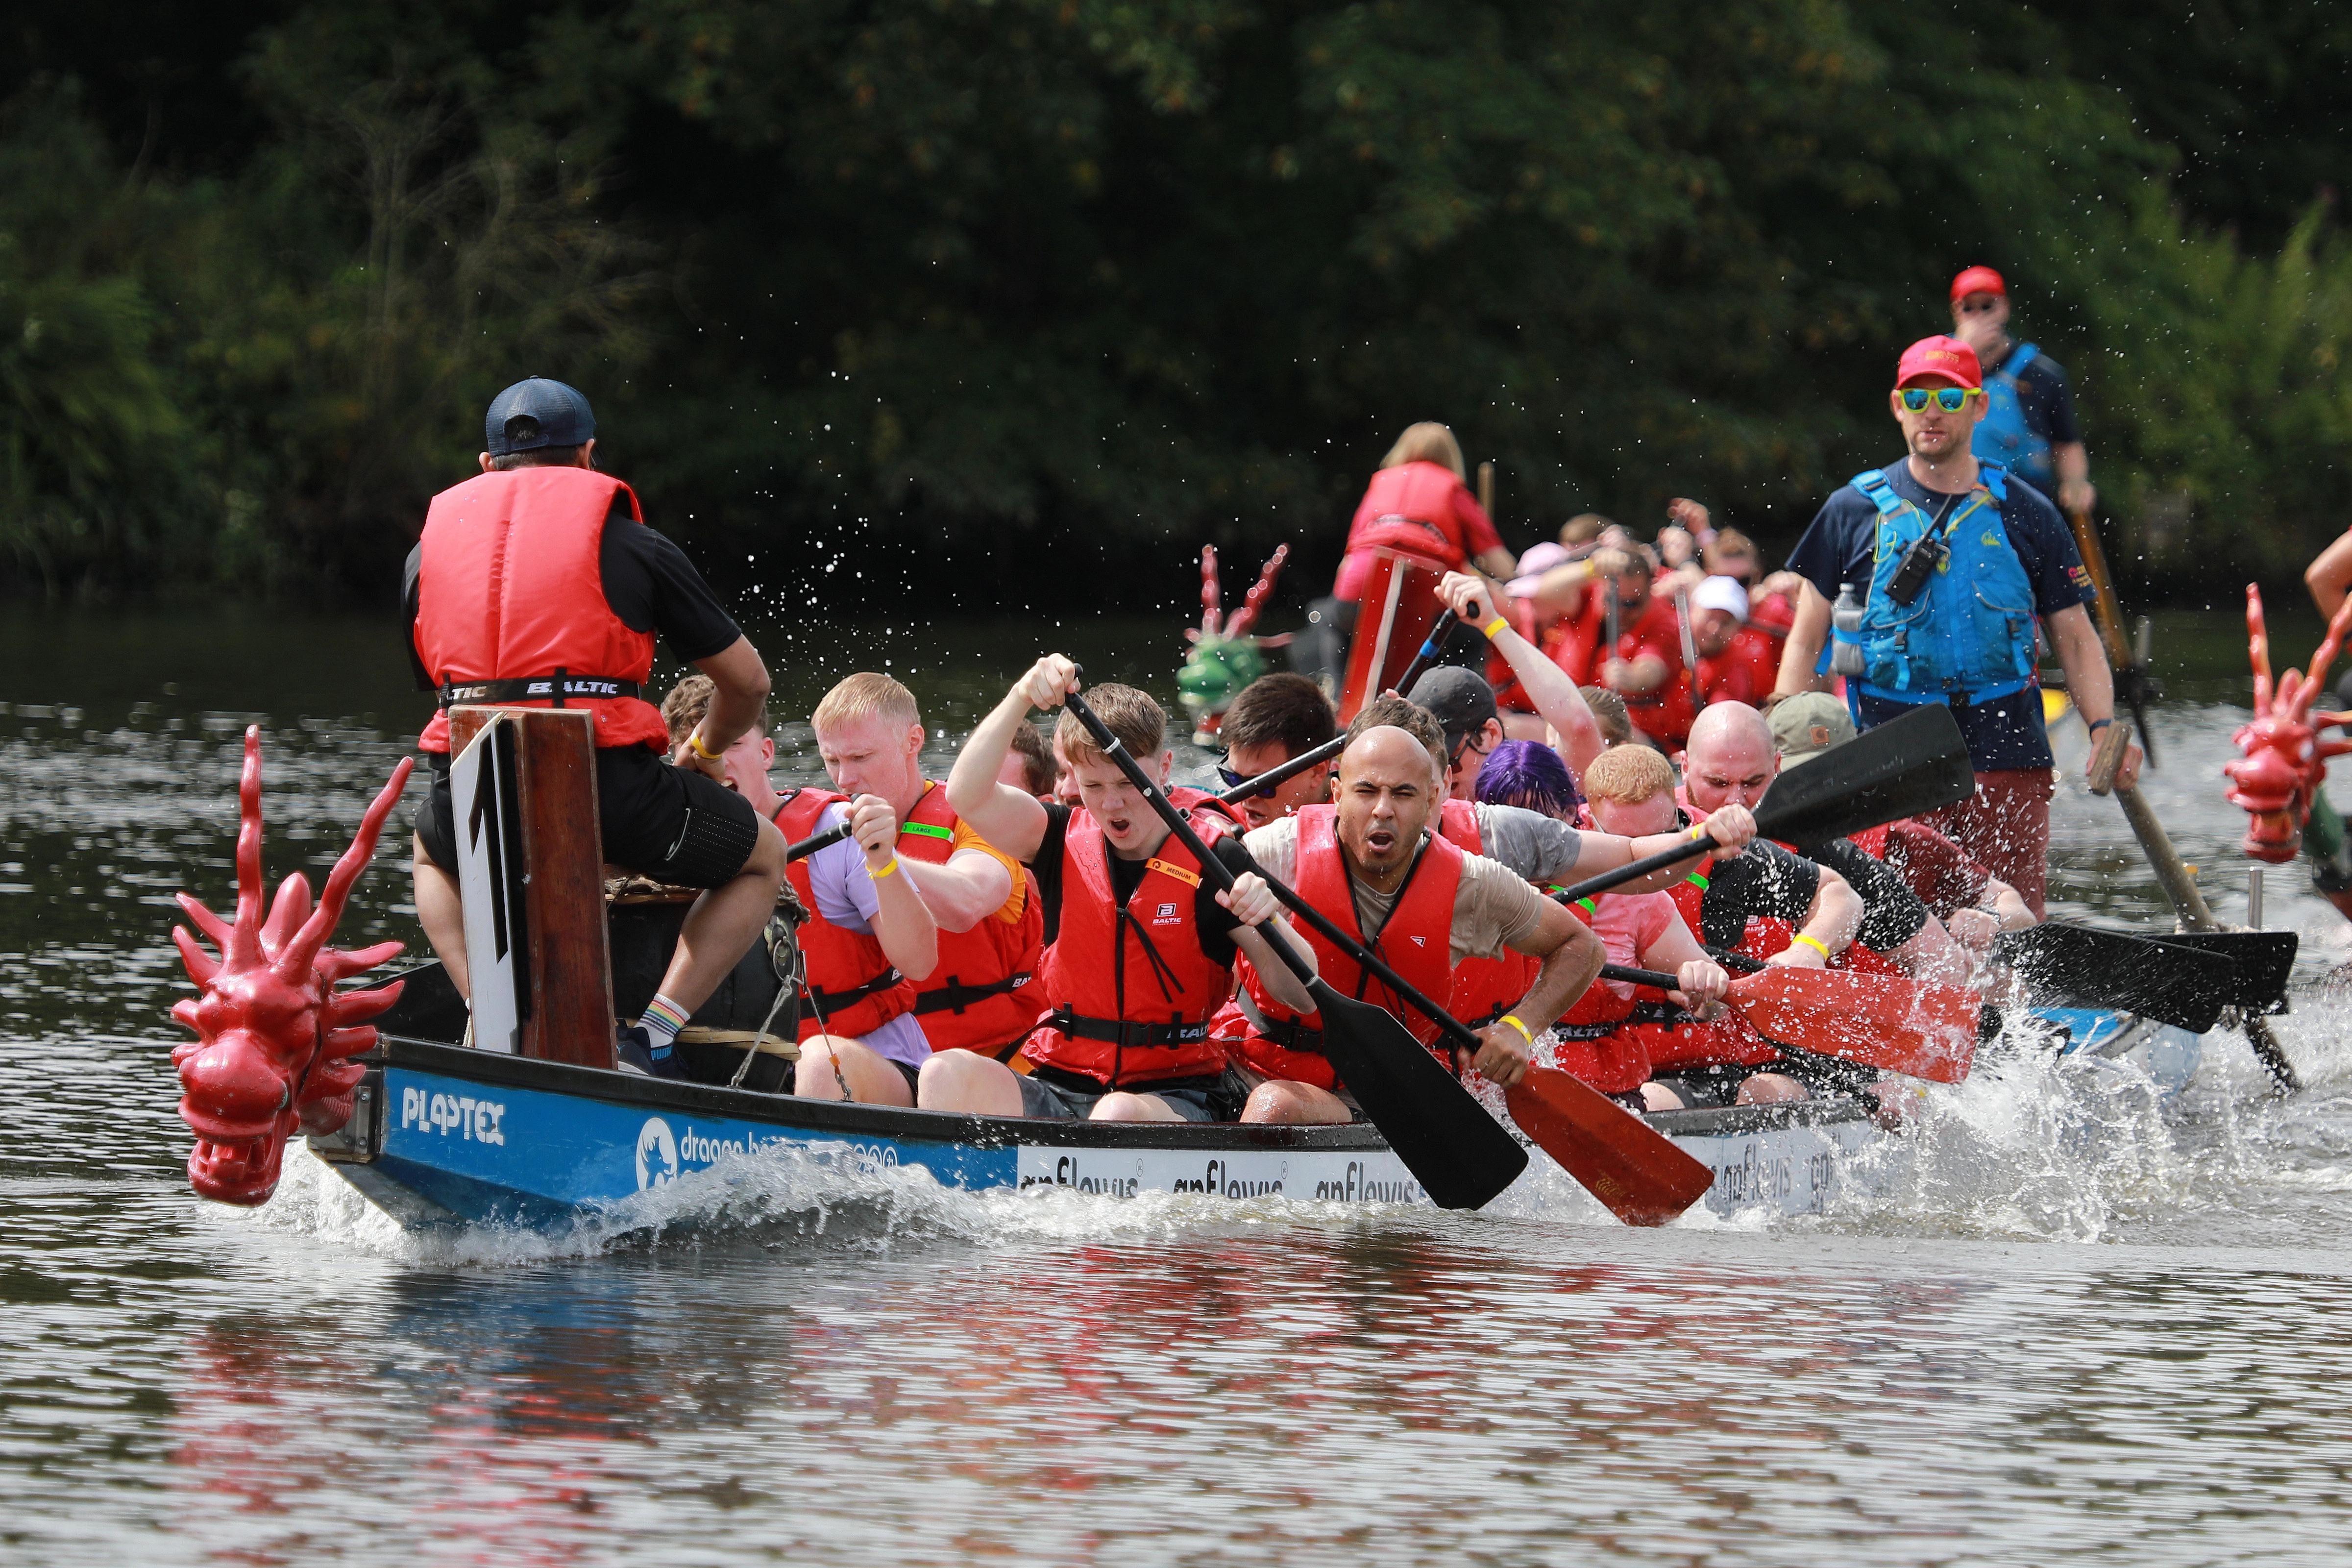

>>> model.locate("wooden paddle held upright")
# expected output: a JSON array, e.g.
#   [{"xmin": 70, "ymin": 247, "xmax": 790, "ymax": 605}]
[{"xmin": 446, "ymin": 707, "xmax": 616, "ymax": 1068}]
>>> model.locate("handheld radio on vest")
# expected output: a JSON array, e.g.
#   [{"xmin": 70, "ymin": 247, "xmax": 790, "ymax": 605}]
[{"xmin": 1886, "ymin": 530, "xmax": 1949, "ymax": 606}]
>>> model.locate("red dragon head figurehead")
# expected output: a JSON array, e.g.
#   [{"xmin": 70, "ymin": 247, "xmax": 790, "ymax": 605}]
[
  {"xmin": 2225, "ymin": 584, "xmax": 2352, "ymax": 863},
  {"xmin": 170, "ymin": 728, "xmax": 414, "ymax": 1205}
]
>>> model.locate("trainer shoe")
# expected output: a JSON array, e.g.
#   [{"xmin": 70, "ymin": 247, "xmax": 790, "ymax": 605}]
[{"xmin": 616, "ymin": 1023, "xmax": 691, "ymax": 1080}]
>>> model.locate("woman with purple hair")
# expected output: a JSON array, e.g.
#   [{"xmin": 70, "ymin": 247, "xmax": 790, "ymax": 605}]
[{"xmin": 1476, "ymin": 739, "xmax": 1583, "ymax": 821}]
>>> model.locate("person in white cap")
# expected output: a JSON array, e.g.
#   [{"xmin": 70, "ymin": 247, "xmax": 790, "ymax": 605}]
[{"xmin": 1689, "ymin": 575, "xmax": 1781, "ymax": 708}]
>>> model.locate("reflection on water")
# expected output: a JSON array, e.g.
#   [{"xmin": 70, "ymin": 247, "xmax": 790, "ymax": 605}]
[{"xmin": 3, "ymin": 607, "xmax": 2352, "ymax": 1564}]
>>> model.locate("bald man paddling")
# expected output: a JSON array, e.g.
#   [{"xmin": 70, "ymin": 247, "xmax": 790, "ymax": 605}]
[{"xmin": 1220, "ymin": 725, "xmax": 1606, "ymax": 1125}]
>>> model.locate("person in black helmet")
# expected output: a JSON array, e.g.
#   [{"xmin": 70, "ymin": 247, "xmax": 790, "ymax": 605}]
[{"xmin": 404, "ymin": 377, "xmax": 792, "ymax": 1078}]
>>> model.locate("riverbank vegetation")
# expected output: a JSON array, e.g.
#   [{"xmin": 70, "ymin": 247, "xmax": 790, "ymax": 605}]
[{"xmin": 5, "ymin": 1, "xmax": 2349, "ymax": 610}]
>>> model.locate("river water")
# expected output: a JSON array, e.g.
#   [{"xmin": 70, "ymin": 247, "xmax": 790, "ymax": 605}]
[{"xmin": 5, "ymin": 605, "xmax": 2352, "ymax": 1566}]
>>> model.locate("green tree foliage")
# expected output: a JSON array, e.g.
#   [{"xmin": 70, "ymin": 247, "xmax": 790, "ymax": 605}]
[{"xmin": 1, "ymin": 0, "xmax": 2347, "ymax": 605}]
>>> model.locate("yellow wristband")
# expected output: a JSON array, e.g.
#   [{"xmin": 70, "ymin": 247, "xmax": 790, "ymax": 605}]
[
  {"xmin": 1792, "ymin": 932, "xmax": 1830, "ymax": 956},
  {"xmin": 1482, "ymin": 615, "xmax": 1510, "ymax": 640},
  {"xmin": 1689, "ymin": 824, "xmax": 1712, "ymax": 841},
  {"xmin": 688, "ymin": 730, "xmax": 723, "ymax": 761},
  {"xmin": 1497, "ymin": 1014, "xmax": 1535, "ymax": 1046},
  {"xmin": 870, "ymin": 856, "xmax": 901, "ymax": 880}
]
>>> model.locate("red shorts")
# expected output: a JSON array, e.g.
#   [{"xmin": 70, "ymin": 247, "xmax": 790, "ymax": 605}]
[{"xmin": 1916, "ymin": 767, "xmax": 2055, "ymax": 918}]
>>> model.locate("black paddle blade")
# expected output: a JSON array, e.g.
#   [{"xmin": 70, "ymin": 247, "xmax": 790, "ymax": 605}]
[
  {"xmin": 1994, "ymin": 921, "xmax": 2230, "ymax": 1034},
  {"xmin": 2154, "ymin": 929, "xmax": 2298, "ymax": 1015},
  {"xmin": 1754, "ymin": 702, "xmax": 1974, "ymax": 846},
  {"xmin": 1307, "ymin": 980, "xmax": 1527, "ymax": 1210}
]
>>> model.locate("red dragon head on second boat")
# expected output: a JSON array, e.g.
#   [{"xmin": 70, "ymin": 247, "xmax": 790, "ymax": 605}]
[
  {"xmin": 2225, "ymin": 584, "xmax": 2352, "ymax": 863},
  {"xmin": 170, "ymin": 728, "xmax": 414, "ymax": 1206}
]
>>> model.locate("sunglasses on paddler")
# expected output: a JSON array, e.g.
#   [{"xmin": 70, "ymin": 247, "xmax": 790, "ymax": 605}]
[
  {"xmin": 1897, "ymin": 386, "xmax": 1985, "ymax": 413},
  {"xmin": 1214, "ymin": 762, "xmax": 1277, "ymax": 800}
]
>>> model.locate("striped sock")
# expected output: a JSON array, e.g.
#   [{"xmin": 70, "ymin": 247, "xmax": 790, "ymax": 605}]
[{"xmin": 638, "ymin": 994, "xmax": 692, "ymax": 1055}]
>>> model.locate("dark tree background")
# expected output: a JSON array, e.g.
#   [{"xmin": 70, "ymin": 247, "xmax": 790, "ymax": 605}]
[{"xmin": 4, "ymin": 0, "xmax": 2348, "ymax": 618}]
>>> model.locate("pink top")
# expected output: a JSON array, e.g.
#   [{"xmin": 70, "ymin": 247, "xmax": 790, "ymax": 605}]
[{"xmin": 1584, "ymin": 890, "xmax": 1684, "ymax": 999}]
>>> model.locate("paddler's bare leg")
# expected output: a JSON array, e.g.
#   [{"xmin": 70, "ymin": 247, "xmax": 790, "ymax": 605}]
[
  {"xmin": 413, "ymin": 835, "xmax": 471, "ymax": 999},
  {"xmin": 916, "ymin": 1049, "xmax": 1026, "ymax": 1116},
  {"xmin": 1240, "ymin": 1079, "xmax": 1353, "ymax": 1125},
  {"xmin": 1091, "ymin": 1091, "xmax": 1192, "ymax": 1123},
  {"xmin": 658, "ymin": 814, "xmax": 789, "ymax": 1013},
  {"xmin": 792, "ymin": 1035, "xmax": 916, "ymax": 1106}
]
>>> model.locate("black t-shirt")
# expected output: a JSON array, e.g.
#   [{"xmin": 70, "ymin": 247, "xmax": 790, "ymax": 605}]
[
  {"xmin": 1990, "ymin": 343, "xmax": 2081, "ymax": 446},
  {"xmin": 1031, "ymin": 802, "xmax": 1250, "ymax": 964},
  {"xmin": 1694, "ymin": 840, "xmax": 1820, "ymax": 950},
  {"xmin": 1802, "ymin": 837, "xmax": 1932, "ymax": 953},
  {"xmin": 1785, "ymin": 456, "xmax": 2093, "ymax": 772},
  {"xmin": 1695, "ymin": 837, "xmax": 1929, "ymax": 955},
  {"xmin": 403, "ymin": 491, "xmax": 743, "ymax": 688}
]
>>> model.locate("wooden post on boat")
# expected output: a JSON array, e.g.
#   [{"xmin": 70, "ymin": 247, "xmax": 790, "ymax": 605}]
[
  {"xmin": 445, "ymin": 707, "xmax": 617, "ymax": 1069},
  {"xmin": 2087, "ymin": 720, "xmax": 2300, "ymax": 1093}
]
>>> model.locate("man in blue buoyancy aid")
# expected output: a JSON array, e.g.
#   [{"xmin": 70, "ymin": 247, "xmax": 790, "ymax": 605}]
[
  {"xmin": 1948, "ymin": 266, "xmax": 2094, "ymax": 518},
  {"xmin": 1769, "ymin": 335, "xmax": 2140, "ymax": 918}
]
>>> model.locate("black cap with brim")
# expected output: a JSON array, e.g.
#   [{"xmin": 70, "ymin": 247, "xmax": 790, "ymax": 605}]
[
  {"xmin": 1406, "ymin": 666, "xmax": 1499, "ymax": 742},
  {"xmin": 485, "ymin": 377, "xmax": 595, "ymax": 456}
]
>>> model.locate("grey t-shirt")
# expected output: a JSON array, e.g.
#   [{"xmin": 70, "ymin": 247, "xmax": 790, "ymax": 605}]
[
  {"xmin": 1470, "ymin": 801, "xmax": 1585, "ymax": 884},
  {"xmin": 1243, "ymin": 817, "xmax": 1552, "ymax": 966}
]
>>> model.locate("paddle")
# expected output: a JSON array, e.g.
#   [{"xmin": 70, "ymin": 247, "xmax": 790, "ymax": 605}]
[
  {"xmin": 1060, "ymin": 688, "xmax": 1527, "ymax": 1211},
  {"xmin": 784, "ymin": 823, "xmax": 851, "ymax": 861},
  {"xmin": 2150, "ymin": 929, "xmax": 2297, "ymax": 1016},
  {"xmin": 1992, "ymin": 921, "xmax": 2232, "ymax": 1034},
  {"xmin": 1602, "ymin": 961, "xmax": 1978, "ymax": 1084},
  {"xmin": 1233, "ymin": 834, "xmax": 1715, "ymax": 1225},
  {"xmin": 1552, "ymin": 702, "xmax": 1976, "ymax": 906},
  {"xmin": 1219, "ymin": 732, "xmax": 1345, "ymax": 807}
]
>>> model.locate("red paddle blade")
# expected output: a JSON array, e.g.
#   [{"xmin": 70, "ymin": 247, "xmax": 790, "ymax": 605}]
[
  {"xmin": 1505, "ymin": 1068, "xmax": 1715, "ymax": 1225},
  {"xmin": 1728, "ymin": 967, "xmax": 1978, "ymax": 1084}
]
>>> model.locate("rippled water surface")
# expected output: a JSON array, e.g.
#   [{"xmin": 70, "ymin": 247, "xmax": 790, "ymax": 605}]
[{"xmin": 5, "ymin": 606, "xmax": 2352, "ymax": 1566}]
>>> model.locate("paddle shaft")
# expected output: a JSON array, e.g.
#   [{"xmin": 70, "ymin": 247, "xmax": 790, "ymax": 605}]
[
  {"xmin": 2064, "ymin": 500, "xmax": 2158, "ymax": 765},
  {"xmin": 784, "ymin": 823, "xmax": 850, "ymax": 861},
  {"xmin": 1218, "ymin": 731, "xmax": 1346, "ymax": 806},
  {"xmin": 1551, "ymin": 829, "xmax": 1721, "ymax": 905}
]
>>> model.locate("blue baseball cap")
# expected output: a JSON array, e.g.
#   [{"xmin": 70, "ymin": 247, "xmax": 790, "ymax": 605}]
[{"xmin": 484, "ymin": 378, "xmax": 595, "ymax": 455}]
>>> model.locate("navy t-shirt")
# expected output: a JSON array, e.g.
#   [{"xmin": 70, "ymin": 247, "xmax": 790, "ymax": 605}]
[
  {"xmin": 1785, "ymin": 458, "xmax": 2094, "ymax": 772},
  {"xmin": 1990, "ymin": 343, "xmax": 2082, "ymax": 447}
]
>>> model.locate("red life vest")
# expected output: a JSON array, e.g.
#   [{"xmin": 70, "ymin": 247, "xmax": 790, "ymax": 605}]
[
  {"xmin": 1849, "ymin": 823, "xmax": 1891, "ymax": 858},
  {"xmin": 1023, "ymin": 802, "xmax": 1240, "ymax": 1087},
  {"xmin": 1437, "ymin": 798, "xmax": 1546, "ymax": 1027},
  {"xmin": 1227, "ymin": 806, "xmax": 1464, "ymax": 1089},
  {"xmin": 898, "ymin": 782, "xmax": 1047, "ymax": 1053},
  {"xmin": 772, "ymin": 789, "xmax": 919, "ymax": 1041},
  {"xmin": 412, "ymin": 467, "xmax": 672, "ymax": 754}
]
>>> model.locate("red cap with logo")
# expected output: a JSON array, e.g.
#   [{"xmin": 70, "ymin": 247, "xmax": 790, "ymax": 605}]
[
  {"xmin": 1949, "ymin": 265, "xmax": 2007, "ymax": 303},
  {"xmin": 1895, "ymin": 335, "xmax": 1983, "ymax": 390}
]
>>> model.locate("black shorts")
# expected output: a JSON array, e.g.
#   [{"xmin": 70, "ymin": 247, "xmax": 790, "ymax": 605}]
[
  {"xmin": 414, "ymin": 745, "xmax": 761, "ymax": 889},
  {"xmin": 1016, "ymin": 1064, "xmax": 1240, "ymax": 1123}
]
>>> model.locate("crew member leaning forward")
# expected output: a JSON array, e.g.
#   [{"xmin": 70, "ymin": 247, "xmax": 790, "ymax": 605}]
[
  {"xmin": 405, "ymin": 377, "xmax": 788, "ymax": 1079},
  {"xmin": 1772, "ymin": 335, "xmax": 2142, "ymax": 916},
  {"xmin": 1221, "ymin": 696, "xmax": 1760, "ymax": 1123},
  {"xmin": 920, "ymin": 660, "xmax": 1318, "ymax": 1122}
]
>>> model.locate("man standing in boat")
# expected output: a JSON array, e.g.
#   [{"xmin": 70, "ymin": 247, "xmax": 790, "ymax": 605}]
[
  {"xmin": 922, "ymin": 661, "xmax": 1317, "ymax": 1121},
  {"xmin": 1948, "ymin": 266, "xmax": 2095, "ymax": 515},
  {"xmin": 406, "ymin": 378, "xmax": 789, "ymax": 1079},
  {"xmin": 1769, "ymin": 336, "xmax": 2141, "ymax": 916}
]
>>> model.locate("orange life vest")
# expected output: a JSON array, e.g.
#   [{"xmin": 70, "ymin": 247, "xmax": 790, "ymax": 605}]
[
  {"xmin": 1022, "ymin": 802, "xmax": 1240, "ymax": 1087},
  {"xmin": 898, "ymin": 782, "xmax": 1047, "ymax": 1053},
  {"xmin": 412, "ymin": 466, "xmax": 671, "ymax": 754},
  {"xmin": 772, "ymin": 788, "xmax": 919, "ymax": 1040},
  {"xmin": 1226, "ymin": 806, "xmax": 1463, "ymax": 1089}
]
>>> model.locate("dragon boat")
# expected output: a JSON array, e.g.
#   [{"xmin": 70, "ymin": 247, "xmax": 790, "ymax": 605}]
[{"xmin": 162, "ymin": 692, "xmax": 2232, "ymax": 1239}]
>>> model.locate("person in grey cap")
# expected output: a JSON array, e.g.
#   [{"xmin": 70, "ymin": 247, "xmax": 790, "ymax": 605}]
[
  {"xmin": 1405, "ymin": 665, "xmax": 1505, "ymax": 803},
  {"xmin": 405, "ymin": 377, "xmax": 791, "ymax": 1079}
]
